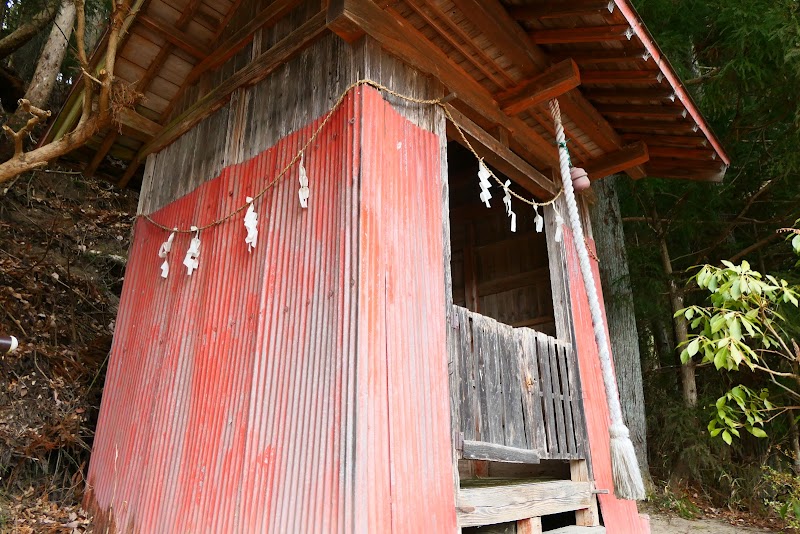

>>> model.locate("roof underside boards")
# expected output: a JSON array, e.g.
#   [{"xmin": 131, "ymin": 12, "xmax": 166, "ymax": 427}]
[{"xmin": 45, "ymin": 0, "xmax": 728, "ymax": 189}]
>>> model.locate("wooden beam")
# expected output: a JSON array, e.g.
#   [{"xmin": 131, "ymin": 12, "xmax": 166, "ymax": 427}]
[
  {"xmin": 516, "ymin": 517, "xmax": 543, "ymax": 534},
  {"xmin": 184, "ymin": 0, "xmax": 302, "ymax": 86},
  {"xmin": 461, "ymin": 440, "xmax": 541, "ymax": 464},
  {"xmin": 570, "ymin": 460, "xmax": 600, "ymax": 527},
  {"xmin": 138, "ymin": 14, "xmax": 210, "ymax": 58},
  {"xmin": 496, "ymin": 59, "xmax": 580, "ymax": 116},
  {"xmin": 117, "ymin": 108, "xmax": 161, "ymax": 138},
  {"xmin": 647, "ymin": 145, "xmax": 717, "ymax": 160},
  {"xmin": 609, "ymin": 118, "xmax": 696, "ymax": 133},
  {"xmin": 596, "ymin": 103, "xmax": 687, "ymax": 119},
  {"xmin": 530, "ymin": 25, "xmax": 631, "ymax": 44},
  {"xmin": 139, "ymin": 11, "xmax": 327, "ymax": 158},
  {"xmin": 327, "ymin": 0, "xmax": 365, "ymax": 42},
  {"xmin": 645, "ymin": 163, "xmax": 727, "ymax": 182},
  {"xmin": 510, "ymin": 0, "xmax": 614, "ymax": 20},
  {"xmin": 457, "ymin": 480, "xmax": 592, "ymax": 527},
  {"xmin": 332, "ymin": 0, "xmax": 558, "ymax": 168},
  {"xmin": 585, "ymin": 87, "xmax": 675, "ymax": 102},
  {"xmin": 649, "ymin": 157, "xmax": 725, "ymax": 172},
  {"xmin": 552, "ymin": 48, "xmax": 650, "ymax": 65},
  {"xmin": 84, "ymin": 131, "xmax": 119, "ymax": 176},
  {"xmin": 621, "ymin": 133, "xmax": 707, "ymax": 148},
  {"xmin": 446, "ymin": 0, "xmax": 646, "ymax": 178},
  {"xmin": 119, "ymin": 11, "xmax": 327, "ymax": 188},
  {"xmin": 405, "ymin": 0, "xmax": 510, "ymax": 88},
  {"xmin": 445, "ymin": 105, "xmax": 557, "ymax": 197},
  {"xmin": 582, "ymin": 141, "xmax": 649, "ymax": 180},
  {"xmin": 581, "ymin": 69, "xmax": 663, "ymax": 85},
  {"xmin": 158, "ymin": 0, "xmax": 303, "ymax": 124}
]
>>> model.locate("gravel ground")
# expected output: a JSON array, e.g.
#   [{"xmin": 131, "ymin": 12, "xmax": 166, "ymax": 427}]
[{"xmin": 648, "ymin": 514, "xmax": 780, "ymax": 533}]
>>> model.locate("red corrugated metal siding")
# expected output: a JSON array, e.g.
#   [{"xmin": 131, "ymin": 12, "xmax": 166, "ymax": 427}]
[
  {"xmin": 356, "ymin": 87, "xmax": 457, "ymax": 532},
  {"xmin": 563, "ymin": 227, "xmax": 649, "ymax": 534},
  {"xmin": 86, "ymin": 86, "xmax": 457, "ymax": 532}
]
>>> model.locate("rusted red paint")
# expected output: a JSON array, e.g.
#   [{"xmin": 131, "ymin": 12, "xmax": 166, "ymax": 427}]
[
  {"xmin": 563, "ymin": 226, "xmax": 650, "ymax": 534},
  {"xmin": 86, "ymin": 86, "xmax": 457, "ymax": 532}
]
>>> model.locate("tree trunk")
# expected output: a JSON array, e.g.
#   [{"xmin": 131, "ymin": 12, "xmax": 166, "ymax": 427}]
[
  {"xmin": 588, "ymin": 175, "xmax": 654, "ymax": 491},
  {"xmin": 0, "ymin": 3, "xmax": 59, "ymax": 60},
  {"xmin": 23, "ymin": 0, "xmax": 76, "ymax": 110},
  {"xmin": 656, "ymin": 224, "xmax": 697, "ymax": 407},
  {"xmin": 789, "ymin": 411, "xmax": 800, "ymax": 475}
]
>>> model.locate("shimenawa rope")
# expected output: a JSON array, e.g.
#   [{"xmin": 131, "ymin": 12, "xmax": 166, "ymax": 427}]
[{"xmin": 549, "ymin": 98, "xmax": 646, "ymax": 501}]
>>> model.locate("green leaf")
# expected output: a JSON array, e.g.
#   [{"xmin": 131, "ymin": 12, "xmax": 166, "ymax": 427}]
[
  {"xmin": 792, "ymin": 234, "xmax": 800, "ymax": 253},
  {"xmin": 749, "ymin": 427, "xmax": 767, "ymax": 438},
  {"xmin": 687, "ymin": 338, "xmax": 700, "ymax": 357},
  {"xmin": 729, "ymin": 318, "xmax": 742, "ymax": 341},
  {"xmin": 685, "ymin": 308, "xmax": 695, "ymax": 320},
  {"xmin": 722, "ymin": 430, "xmax": 733, "ymax": 445}
]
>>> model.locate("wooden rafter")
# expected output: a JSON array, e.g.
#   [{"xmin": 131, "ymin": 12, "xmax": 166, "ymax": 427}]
[
  {"xmin": 595, "ymin": 104, "xmax": 687, "ymax": 119},
  {"xmin": 445, "ymin": 0, "xmax": 646, "ymax": 178},
  {"xmin": 405, "ymin": 0, "xmax": 511, "ymax": 89},
  {"xmin": 157, "ymin": 0, "xmax": 303, "ymax": 126},
  {"xmin": 419, "ymin": 0, "xmax": 516, "ymax": 88},
  {"xmin": 551, "ymin": 48, "xmax": 650, "ymax": 65},
  {"xmin": 645, "ymin": 163, "xmax": 726, "ymax": 182},
  {"xmin": 102, "ymin": 0, "xmax": 207, "ymax": 179},
  {"xmin": 647, "ymin": 145, "xmax": 716, "ymax": 161},
  {"xmin": 621, "ymin": 133, "xmax": 707, "ymax": 147},
  {"xmin": 138, "ymin": 14, "xmax": 211, "ymax": 58},
  {"xmin": 609, "ymin": 118, "xmax": 696, "ymax": 133},
  {"xmin": 510, "ymin": 0, "xmax": 615, "ymax": 20},
  {"xmin": 530, "ymin": 25, "xmax": 631, "ymax": 44},
  {"xmin": 585, "ymin": 88, "xmax": 675, "ymax": 102},
  {"xmin": 581, "ymin": 69, "xmax": 662, "ymax": 84},
  {"xmin": 582, "ymin": 141, "xmax": 649, "ymax": 180},
  {"xmin": 496, "ymin": 59, "xmax": 580, "ymax": 116},
  {"xmin": 329, "ymin": 0, "xmax": 557, "ymax": 169},
  {"xmin": 119, "ymin": 10, "xmax": 329, "ymax": 187}
]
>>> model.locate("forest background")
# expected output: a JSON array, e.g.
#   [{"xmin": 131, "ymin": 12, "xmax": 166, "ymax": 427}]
[{"xmin": 0, "ymin": 0, "xmax": 799, "ymax": 530}]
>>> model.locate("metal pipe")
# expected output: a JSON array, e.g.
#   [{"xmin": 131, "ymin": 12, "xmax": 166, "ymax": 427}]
[{"xmin": 1, "ymin": 336, "xmax": 19, "ymax": 354}]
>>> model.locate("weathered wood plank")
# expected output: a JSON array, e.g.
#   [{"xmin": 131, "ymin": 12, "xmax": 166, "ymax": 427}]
[
  {"xmin": 547, "ymin": 334, "xmax": 568, "ymax": 455},
  {"xmin": 458, "ymin": 307, "xmax": 479, "ymax": 442},
  {"xmin": 457, "ymin": 480, "xmax": 592, "ymax": 527},
  {"xmin": 557, "ymin": 343, "xmax": 577, "ymax": 455},
  {"xmin": 499, "ymin": 328, "xmax": 525, "ymax": 448},
  {"xmin": 482, "ymin": 317, "xmax": 505, "ymax": 444},
  {"xmin": 566, "ymin": 344, "xmax": 589, "ymax": 459},
  {"xmin": 520, "ymin": 331, "xmax": 546, "ymax": 455},
  {"xmin": 535, "ymin": 333, "xmax": 557, "ymax": 453},
  {"xmin": 461, "ymin": 440, "xmax": 540, "ymax": 464}
]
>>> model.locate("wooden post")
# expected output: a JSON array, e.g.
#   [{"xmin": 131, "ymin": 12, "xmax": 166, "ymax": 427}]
[
  {"xmin": 517, "ymin": 516, "xmax": 543, "ymax": 534},
  {"xmin": 571, "ymin": 460, "xmax": 600, "ymax": 526}
]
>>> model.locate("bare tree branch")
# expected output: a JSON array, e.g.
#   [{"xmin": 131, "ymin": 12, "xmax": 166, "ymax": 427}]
[{"xmin": 0, "ymin": 0, "xmax": 135, "ymax": 183}]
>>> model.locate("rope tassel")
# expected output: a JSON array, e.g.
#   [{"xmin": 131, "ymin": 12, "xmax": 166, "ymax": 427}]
[{"xmin": 548, "ymin": 98, "xmax": 645, "ymax": 501}]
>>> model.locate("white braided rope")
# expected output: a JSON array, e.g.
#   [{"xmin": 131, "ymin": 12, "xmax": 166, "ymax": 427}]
[{"xmin": 549, "ymin": 99, "xmax": 645, "ymax": 501}]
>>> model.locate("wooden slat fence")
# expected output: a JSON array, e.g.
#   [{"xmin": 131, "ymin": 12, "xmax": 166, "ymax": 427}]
[{"xmin": 449, "ymin": 305, "xmax": 587, "ymax": 460}]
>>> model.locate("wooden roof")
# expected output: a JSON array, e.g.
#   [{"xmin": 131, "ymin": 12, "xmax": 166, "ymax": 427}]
[{"xmin": 45, "ymin": 0, "xmax": 728, "ymax": 189}]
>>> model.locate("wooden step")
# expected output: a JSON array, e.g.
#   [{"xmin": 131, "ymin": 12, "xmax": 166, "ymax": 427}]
[
  {"xmin": 457, "ymin": 479, "xmax": 593, "ymax": 527},
  {"xmin": 546, "ymin": 527, "xmax": 606, "ymax": 534}
]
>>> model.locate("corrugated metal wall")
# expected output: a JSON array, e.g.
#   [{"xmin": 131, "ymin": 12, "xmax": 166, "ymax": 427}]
[
  {"xmin": 562, "ymin": 225, "xmax": 649, "ymax": 534},
  {"xmin": 87, "ymin": 86, "xmax": 457, "ymax": 532}
]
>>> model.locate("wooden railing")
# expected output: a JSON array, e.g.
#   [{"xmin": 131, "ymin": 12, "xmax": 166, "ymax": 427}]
[{"xmin": 449, "ymin": 305, "xmax": 588, "ymax": 461}]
